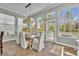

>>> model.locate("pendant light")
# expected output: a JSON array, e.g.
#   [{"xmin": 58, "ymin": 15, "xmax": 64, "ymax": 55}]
[
  {"xmin": 23, "ymin": 3, "xmax": 33, "ymax": 32},
  {"xmin": 23, "ymin": 3, "xmax": 32, "ymax": 23}
]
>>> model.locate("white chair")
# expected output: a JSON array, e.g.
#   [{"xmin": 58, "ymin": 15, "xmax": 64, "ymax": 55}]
[
  {"xmin": 32, "ymin": 32, "xmax": 45, "ymax": 51},
  {"xmin": 16, "ymin": 32, "xmax": 20, "ymax": 45},
  {"xmin": 19, "ymin": 32, "xmax": 29, "ymax": 49}
]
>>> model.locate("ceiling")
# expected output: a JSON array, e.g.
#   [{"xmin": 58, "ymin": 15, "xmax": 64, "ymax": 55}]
[{"xmin": 0, "ymin": 3, "xmax": 62, "ymax": 17}]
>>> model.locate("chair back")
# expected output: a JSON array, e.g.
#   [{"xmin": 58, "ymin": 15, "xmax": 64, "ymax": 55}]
[
  {"xmin": 0, "ymin": 31, "xmax": 4, "ymax": 54},
  {"xmin": 19, "ymin": 32, "xmax": 23, "ymax": 40},
  {"xmin": 19, "ymin": 32, "xmax": 28, "ymax": 49},
  {"xmin": 0, "ymin": 31, "xmax": 4, "ymax": 40},
  {"xmin": 39, "ymin": 32, "xmax": 45, "ymax": 42},
  {"xmin": 19, "ymin": 32, "xmax": 26, "ymax": 45},
  {"xmin": 37, "ymin": 32, "xmax": 45, "ymax": 51}
]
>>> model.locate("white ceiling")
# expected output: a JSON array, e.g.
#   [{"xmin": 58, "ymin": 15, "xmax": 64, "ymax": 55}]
[{"xmin": 0, "ymin": 3, "xmax": 62, "ymax": 17}]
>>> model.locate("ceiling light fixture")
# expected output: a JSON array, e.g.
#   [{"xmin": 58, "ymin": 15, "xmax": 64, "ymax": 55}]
[{"xmin": 23, "ymin": 3, "xmax": 32, "ymax": 23}]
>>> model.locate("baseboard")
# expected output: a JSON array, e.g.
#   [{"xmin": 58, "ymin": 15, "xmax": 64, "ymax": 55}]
[
  {"xmin": 65, "ymin": 51, "xmax": 76, "ymax": 56},
  {"xmin": 3, "ymin": 38, "xmax": 16, "ymax": 42}
]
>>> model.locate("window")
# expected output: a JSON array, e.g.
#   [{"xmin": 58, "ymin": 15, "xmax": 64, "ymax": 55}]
[
  {"xmin": 5, "ymin": 14, "xmax": 15, "ymax": 24},
  {"xmin": 46, "ymin": 11, "xmax": 56, "ymax": 40},
  {"xmin": 18, "ymin": 17, "xmax": 24, "ymax": 32},
  {"xmin": 59, "ymin": 7, "xmax": 79, "ymax": 38},
  {"xmin": 47, "ymin": 11, "xmax": 56, "ymax": 20},
  {"xmin": 0, "ymin": 13, "xmax": 15, "ymax": 34},
  {"xmin": 30, "ymin": 17, "xmax": 35, "ymax": 32},
  {"xmin": 18, "ymin": 17, "xmax": 23, "ymax": 25},
  {"xmin": 37, "ymin": 17, "xmax": 42, "ymax": 29},
  {"xmin": 37, "ymin": 17, "xmax": 45, "ymax": 32},
  {"xmin": 0, "ymin": 13, "xmax": 4, "ymax": 19}
]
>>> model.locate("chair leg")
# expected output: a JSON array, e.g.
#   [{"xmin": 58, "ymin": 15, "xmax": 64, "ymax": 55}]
[
  {"xmin": 19, "ymin": 44, "xmax": 21, "ymax": 46},
  {"xmin": 1, "ymin": 50, "xmax": 3, "ymax": 54},
  {"xmin": 1, "ymin": 45, "xmax": 3, "ymax": 54},
  {"xmin": 61, "ymin": 46, "xmax": 64, "ymax": 56},
  {"xmin": 1, "ymin": 48, "xmax": 3, "ymax": 54}
]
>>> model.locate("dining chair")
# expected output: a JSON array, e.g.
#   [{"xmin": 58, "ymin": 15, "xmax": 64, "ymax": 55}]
[
  {"xmin": 16, "ymin": 32, "xmax": 20, "ymax": 45},
  {"xmin": 19, "ymin": 32, "xmax": 29, "ymax": 49},
  {"xmin": 0, "ymin": 31, "xmax": 4, "ymax": 54},
  {"xmin": 32, "ymin": 32, "xmax": 45, "ymax": 52}
]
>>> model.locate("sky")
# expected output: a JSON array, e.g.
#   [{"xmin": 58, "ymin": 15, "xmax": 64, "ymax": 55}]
[{"xmin": 60, "ymin": 7, "xmax": 79, "ymax": 24}]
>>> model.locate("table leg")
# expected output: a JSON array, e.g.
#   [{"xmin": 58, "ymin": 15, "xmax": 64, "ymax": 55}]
[{"xmin": 29, "ymin": 38, "xmax": 32, "ymax": 50}]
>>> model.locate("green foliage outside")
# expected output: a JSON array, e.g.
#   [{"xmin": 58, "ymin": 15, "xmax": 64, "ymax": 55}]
[
  {"xmin": 60, "ymin": 24, "xmax": 79, "ymax": 33},
  {"xmin": 48, "ymin": 24, "xmax": 54, "ymax": 32}
]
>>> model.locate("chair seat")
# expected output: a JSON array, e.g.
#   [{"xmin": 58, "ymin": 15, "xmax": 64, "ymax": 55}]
[
  {"xmin": 19, "ymin": 32, "xmax": 29, "ymax": 49},
  {"xmin": 32, "ymin": 32, "xmax": 45, "ymax": 51},
  {"xmin": 33, "ymin": 38, "xmax": 39, "ymax": 43}
]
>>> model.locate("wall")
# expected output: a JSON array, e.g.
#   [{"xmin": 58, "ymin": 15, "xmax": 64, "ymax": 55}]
[{"xmin": 0, "ymin": 8, "xmax": 23, "ymax": 42}]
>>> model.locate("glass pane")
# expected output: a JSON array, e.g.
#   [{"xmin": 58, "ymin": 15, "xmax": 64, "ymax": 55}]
[
  {"xmin": 30, "ymin": 17, "xmax": 35, "ymax": 32},
  {"xmin": 37, "ymin": 17, "xmax": 42, "ymax": 29},
  {"xmin": 18, "ymin": 18, "xmax": 23, "ymax": 25},
  {"xmin": 59, "ymin": 7, "xmax": 79, "ymax": 38},
  {"xmin": 0, "ymin": 13, "xmax": 15, "ymax": 34},
  {"xmin": 71, "ymin": 7, "xmax": 79, "ymax": 36},
  {"xmin": 10, "ymin": 16, "xmax": 15, "ymax": 24},
  {"xmin": 0, "ymin": 13, "xmax": 5, "ymax": 19},
  {"xmin": 48, "ymin": 22, "xmax": 55, "ymax": 40},
  {"xmin": 5, "ymin": 14, "xmax": 11, "ymax": 19},
  {"xmin": 47, "ymin": 13, "xmax": 52, "ymax": 19},
  {"xmin": 37, "ymin": 17, "xmax": 45, "ymax": 32},
  {"xmin": 0, "ymin": 19, "xmax": 3, "ymax": 23},
  {"xmin": 18, "ymin": 17, "xmax": 23, "ymax": 32},
  {"xmin": 47, "ymin": 11, "xmax": 56, "ymax": 20}
]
